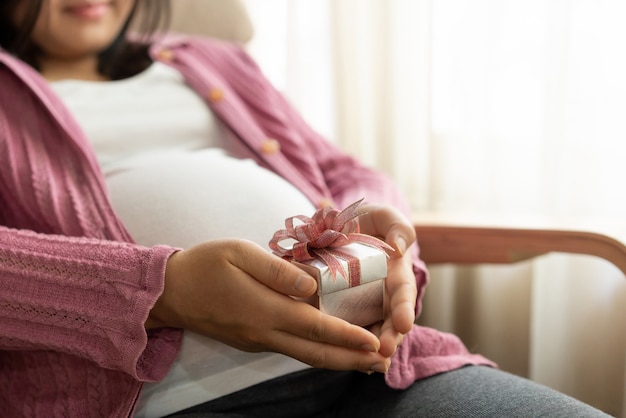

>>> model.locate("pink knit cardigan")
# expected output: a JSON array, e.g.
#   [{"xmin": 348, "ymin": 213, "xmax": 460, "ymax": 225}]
[{"xmin": 0, "ymin": 35, "xmax": 493, "ymax": 417}]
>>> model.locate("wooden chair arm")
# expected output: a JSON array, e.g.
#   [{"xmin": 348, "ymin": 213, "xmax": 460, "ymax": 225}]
[{"xmin": 413, "ymin": 214, "xmax": 626, "ymax": 276}]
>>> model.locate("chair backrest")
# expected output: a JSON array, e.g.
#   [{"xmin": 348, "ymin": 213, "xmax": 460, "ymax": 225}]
[{"xmin": 169, "ymin": 0, "xmax": 254, "ymax": 43}]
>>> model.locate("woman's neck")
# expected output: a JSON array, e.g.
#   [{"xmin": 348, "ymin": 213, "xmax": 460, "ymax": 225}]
[{"xmin": 40, "ymin": 55, "xmax": 108, "ymax": 82}]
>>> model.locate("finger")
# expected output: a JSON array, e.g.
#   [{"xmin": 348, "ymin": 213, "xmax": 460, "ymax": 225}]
[
  {"xmin": 378, "ymin": 318, "xmax": 406, "ymax": 358},
  {"xmin": 359, "ymin": 205, "xmax": 416, "ymax": 257},
  {"xmin": 365, "ymin": 321, "xmax": 401, "ymax": 358},
  {"xmin": 270, "ymin": 327, "xmax": 390, "ymax": 373},
  {"xmin": 386, "ymin": 255, "xmax": 417, "ymax": 334},
  {"xmin": 367, "ymin": 321, "xmax": 383, "ymax": 338},
  {"xmin": 231, "ymin": 239, "xmax": 318, "ymax": 297},
  {"xmin": 376, "ymin": 259, "xmax": 414, "ymax": 358},
  {"xmin": 279, "ymin": 303, "xmax": 381, "ymax": 353}
]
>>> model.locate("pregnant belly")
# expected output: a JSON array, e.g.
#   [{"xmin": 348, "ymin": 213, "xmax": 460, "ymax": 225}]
[{"xmin": 105, "ymin": 149, "xmax": 315, "ymax": 249}]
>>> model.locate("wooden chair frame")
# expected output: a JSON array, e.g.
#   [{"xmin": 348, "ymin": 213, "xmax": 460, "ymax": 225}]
[{"xmin": 413, "ymin": 214, "xmax": 626, "ymax": 275}]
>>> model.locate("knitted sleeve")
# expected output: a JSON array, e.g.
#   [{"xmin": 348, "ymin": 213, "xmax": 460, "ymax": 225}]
[
  {"xmin": 0, "ymin": 54, "xmax": 182, "ymax": 380},
  {"xmin": 0, "ymin": 225, "xmax": 181, "ymax": 379}
]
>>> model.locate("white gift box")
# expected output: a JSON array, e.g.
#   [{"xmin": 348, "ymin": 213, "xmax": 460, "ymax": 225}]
[{"xmin": 293, "ymin": 242, "xmax": 387, "ymax": 327}]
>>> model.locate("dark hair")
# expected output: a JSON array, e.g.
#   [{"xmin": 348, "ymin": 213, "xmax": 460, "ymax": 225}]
[{"xmin": 0, "ymin": 0, "xmax": 171, "ymax": 80}]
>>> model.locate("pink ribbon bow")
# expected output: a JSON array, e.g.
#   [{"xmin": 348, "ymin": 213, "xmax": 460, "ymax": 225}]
[{"xmin": 269, "ymin": 199, "xmax": 394, "ymax": 286}]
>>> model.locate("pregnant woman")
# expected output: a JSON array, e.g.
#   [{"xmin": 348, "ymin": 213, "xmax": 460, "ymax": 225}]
[{"xmin": 0, "ymin": 1, "xmax": 609, "ymax": 417}]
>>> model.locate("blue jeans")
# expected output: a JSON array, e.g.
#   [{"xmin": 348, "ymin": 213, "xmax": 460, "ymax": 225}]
[{"xmin": 167, "ymin": 366, "xmax": 610, "ymax": 417}]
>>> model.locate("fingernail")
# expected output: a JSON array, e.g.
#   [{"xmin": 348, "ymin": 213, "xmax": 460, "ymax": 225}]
[
  {"xmin": 370, "ymin": 363, "xmax": 388, "ymax": 374},
  {"xmin": 295, "ymin": 275, "xmax": 316, "ymax": 293},
  {"xmin": 395, "ymin": 237, "xmax": 407, "ymax": 255},
  {"xmin": 361, "ymin": 344, "xmax": 377, "ymax": 352}
]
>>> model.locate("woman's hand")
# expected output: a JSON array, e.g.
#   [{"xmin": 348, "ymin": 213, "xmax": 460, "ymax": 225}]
[
  {"xmin": 357, "ymin": 203, "xmax": 418, "ymax": 358},
  {"xmin": 147, "ymin": 239, "xmax": 390, "ymax": 373}
]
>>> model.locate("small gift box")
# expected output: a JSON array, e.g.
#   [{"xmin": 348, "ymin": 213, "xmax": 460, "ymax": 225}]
[{"xmin": 269, "ymin": 199, "xmax": 393, "ymax": 327}]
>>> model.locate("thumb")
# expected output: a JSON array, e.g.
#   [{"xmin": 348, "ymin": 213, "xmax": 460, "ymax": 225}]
[
  {"xmin": 358, "ymin": 204, "xmax": 415, "ymax": 258},
  {"xmin": 385, "ymin": 222, "xmax": 415, "ymax": 258}
]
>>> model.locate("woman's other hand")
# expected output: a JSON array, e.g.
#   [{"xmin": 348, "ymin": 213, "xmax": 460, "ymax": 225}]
[
  {"xmin": 147, "ymin": 239, "xmax": 390, "ymax": 373},
  {"xmin": 358, "ymin": 203, "xmax": 418, "ymax": 358}
]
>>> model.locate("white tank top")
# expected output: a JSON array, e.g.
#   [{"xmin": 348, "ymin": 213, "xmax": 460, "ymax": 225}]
[{"xmin": 51, "ymin": 62, "xmax": 314, "ymax": 417}]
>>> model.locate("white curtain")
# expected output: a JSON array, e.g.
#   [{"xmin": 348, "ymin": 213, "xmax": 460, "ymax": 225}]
[{"xmin": 244, "ymin": 0, "xmax": 626, "ymax": 415}]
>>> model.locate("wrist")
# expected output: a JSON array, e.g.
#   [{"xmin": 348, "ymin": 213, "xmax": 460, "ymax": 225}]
[{"xmin": 146, "ymin": 250, "xmax": 184, "ymax": 330}]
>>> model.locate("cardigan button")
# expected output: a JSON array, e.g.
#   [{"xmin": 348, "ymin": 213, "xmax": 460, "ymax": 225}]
[
  {"xmin": 156, "ymin": 48, "xmax": 174, "ymax": 62},
  {"xmin": 260, "ymin": 138, "xmax": 281, "ymax": 155},
  {"xmin": 318, "ymin": 198, "xmax": 335, "ymax": 209},
  {"xmin": 208, "ymin": 88, "xmax": 225, "ymax": 103}
]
